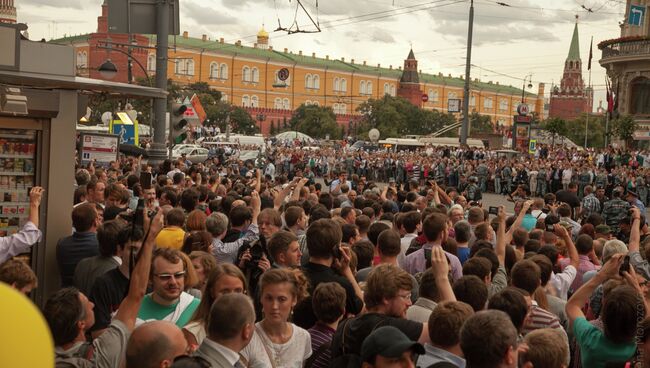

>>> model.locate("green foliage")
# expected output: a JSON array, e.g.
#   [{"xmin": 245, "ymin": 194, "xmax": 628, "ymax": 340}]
[
  {"xmin": 469, "ymin": 112, "xmax": 494, "ymax": 134},
  {"xmin": 564, "ymin": 114, "xmax": 607, "ymax": 148},
  {"xmin": 542, "ymin": 117, "xmax": 568, "ymax": 146},
  {"xmin": 229, "ymin": 106, "xmax": 258, "ymax": 135},
  {"xmin": 612, "ymin": 115, "xmax": 637, "ymax": 147},
  {"xmin": 355, "ymin": 95, "xmax": 457, "ymax": 138},
  {"xmin": 289, "ymin": 104, "xmax": 341, "ymax": 139}
]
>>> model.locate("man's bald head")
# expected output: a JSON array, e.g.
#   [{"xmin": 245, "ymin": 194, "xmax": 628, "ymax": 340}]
[{"xmin": 125, "ymin": 321, "xmax": 187, "ymax": 368}]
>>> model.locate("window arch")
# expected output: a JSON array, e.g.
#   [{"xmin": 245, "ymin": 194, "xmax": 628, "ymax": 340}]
[
  {"xmin": 313, "ymin": 101, "xmax": 320, "ymax": 107},
  {"xmin": 366, "ymin": 81, "xmax": 372, "ymax": 95},
  {"xmin": 220, "ymin": 64, "xmax": 228, "ymax": 79},
  {"xmin": 251, "ymin": 67, "xmax": 259, "ymax": 83},
  {"xmin": 306, "ymin": 74, "xmax": 313, "ymax": 89},
  {"xmin": 242, "ymin": 66, "xmax": 251, "ymax": 82},
  {"xmin": 174, "ymin": 59, "xmax": 182, "ymax": 74},
  {"xmin": 76, "ymin": 51, "xmax": 87, "ymax": 68},
  {"xmin": 448, "ymin": 92, "xmax": 457, "ymax": 99},
  {"xmin": 305, "ymin": 100, "xmax": 312, "ymax": 106},
  {"xmin": 384, "ymin": 83, "xmax": 390, "ymax": 95},
  {"xmin": 148, "ymin": 54, "xmax": 156, "ymax": 72},
  {"xmin": 469, "ymin": 95, "xmax": 476, "ymax": 107},
  {"xmin": 282, "ymin": 98, "xmax": 291, "ymax": 110},
  {"xmin": 390, "ymin": 85, "xmax": 395, "ymax": 96},
  {"xmin": 360, "ymin": 81, "xmax": 367, "ymax": 95},
  {"xmin": 499, "ymin": 99, "xmax": 508, "ymax": 111},
  {"xmin": 313, "ymin": 75, "xmax": 320, "ymax": 89},
  {"xmin": 209, "ymin": 62, "xmax": 219, "ymax": 79},
  {"xmin": 186, "ymin": 59, "xmax": 195, "ymax": 76},
  {"xmin": 274, "ymin": 98, "xmax": 282, "ymax": 109},
  {"xmin": 242, "ymin": 95, "xmax": 250, "ymax": 107},
  {"xmin": 334, "ymin": 77, "xmax": 341, "ymax": 92},
  {"xmin": 341, "ymin": 78, "xmax": 347, "ymax": 92},
  {"xmin": 222, "ymin": 94, "xmax": 228, "ymax": 102},
  {"xmin": 251, "ymin": 95, "xmax": 259, "ymax": 107},
  {"xmin": 630, "ymin": 77, "xmax": 650, "ymax": 115},
  {"xmin": 484, "ymin": 97, "xmax": 493, "ymax": 109}
]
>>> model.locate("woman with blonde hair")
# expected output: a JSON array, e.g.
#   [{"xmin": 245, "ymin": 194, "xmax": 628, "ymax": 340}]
[
  {"xmin": 183, "ymin": 263, "xmax": 247, "ymax": 349},
  {"xmin": 242, "ymin": 268, "xmax": 312, "ymax": 367},
  {"xmin": 188, "ymin": 251, "xmax": 217, "ymax": 293}
]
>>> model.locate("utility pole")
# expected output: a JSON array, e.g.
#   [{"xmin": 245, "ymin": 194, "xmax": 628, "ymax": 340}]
[
  {"xmin": 149, "ymin": 0, "xmax": 170, "ymax": 165},
  {"xmin": 460, "ymin": 0, "xmax": 474, "ymax": 146}
]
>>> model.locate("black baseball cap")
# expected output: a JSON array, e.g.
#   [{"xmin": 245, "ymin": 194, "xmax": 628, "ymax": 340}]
[{"xmin": 361, "ymin": 326, "xmax": 425, "ymax": 363}]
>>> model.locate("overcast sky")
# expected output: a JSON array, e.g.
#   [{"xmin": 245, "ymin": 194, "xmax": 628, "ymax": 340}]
[{"xmin": 17, "ymin": 0, "xmax": 627, "ymax": 111}]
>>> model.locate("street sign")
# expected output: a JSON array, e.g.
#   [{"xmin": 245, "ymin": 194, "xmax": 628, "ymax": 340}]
[
  {"xmin": 529, "ymin": 139, "xmax": 537, "ymax": 154},
  {"xmin": 107, "ymin": 0, "xmax": 180, "ymax": 35},
  {"xmin": 278, "ymin": 68, "xmax": 290, "ymax": 81},
  {"xmin": 514, "ymin": 115, "xmax": 532, "ymax": 123},
  {"xmin": 79, "ymin": 133, "xmax": 119, "ymax": 166},
  {"xmin": 421, "ymin": 94, "xmax": 429, "ymax": 102},
  {"xmin": 448, "ymin": 99, "xmax": 461, "ymax": 113},
  {"xmin": 517, "ymin": 103, "xmax": 530, "ymax": 116},
  {"xmin": 110, "ymin": 118, "xmax": 139, "ymax": 146}
]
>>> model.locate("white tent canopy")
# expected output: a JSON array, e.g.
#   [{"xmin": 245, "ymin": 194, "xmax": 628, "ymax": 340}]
[{"xmin": 274, "ymin": 131, "xmax": 315, "ymax": 143}]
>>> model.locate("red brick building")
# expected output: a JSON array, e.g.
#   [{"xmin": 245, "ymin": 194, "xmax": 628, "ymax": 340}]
[
  {"xmin": 549, "ymin": 20, "xmax": 593, "ymax": 120},
  {"xmin": 397, "ymin": 49, "xmax": 423, "ymax": 106}
]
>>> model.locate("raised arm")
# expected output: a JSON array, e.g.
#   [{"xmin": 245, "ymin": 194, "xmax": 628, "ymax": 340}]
[
  {"xmin": 28, "ymin": 187, "xmax": 44, "ymax": 228},
  {"xmin": 273, "ymin": 179, "xmax": 296, "ymax": 210},
  {"xmin": 555, "ymin": 224, "xmax": 580, "ymax": 270},
  {"xmin": 430, "ymin": 246, "xmax": 456, "ymax": 302},
  {"xmin": 114, "ymin": 210, "xmax": 164, "ymax": 331},
  {"xmin": 291, "ymin": 178, "xmax": 309, "ymax": 202},
  {"xmin": 496, "ymin": 206, "xmax": 507, "ymax": 265},
  {"xmin": 508, "ymin": 200, "xmax": 533, "ymax": 237},
  {"xmin": 629, "ymin": 207, "xmax": 642, "ymax": 253},
  {"xmin": 250, "ymin": 191, "xmax": 261, "ymax": 225},
  {"xmin": 566, "ymin": 254, "xmax": 623, "ymax": 326}
]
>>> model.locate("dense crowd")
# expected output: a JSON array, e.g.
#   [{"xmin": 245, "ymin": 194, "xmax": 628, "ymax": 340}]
[{"xmin": 2, "ymin": 142, "xmax": 650, "ymax": 368}]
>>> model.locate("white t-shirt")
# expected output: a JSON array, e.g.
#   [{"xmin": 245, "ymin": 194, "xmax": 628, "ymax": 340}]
[{"xmin": 241, "ymin": 322, "xmax": 312, "ymax": 368}]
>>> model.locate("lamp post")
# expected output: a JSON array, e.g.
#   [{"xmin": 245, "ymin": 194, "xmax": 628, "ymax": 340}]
[
  {"xmin": 521, "ymin": 74, "xmax": 533, "ymax": 104},
  {"xmin": 460, "ymin": 0, "xmax": 474, "ymax": 146},
  {"xmin": 97, "ymin": 48, "xmax": 152, "ymax": 86}
]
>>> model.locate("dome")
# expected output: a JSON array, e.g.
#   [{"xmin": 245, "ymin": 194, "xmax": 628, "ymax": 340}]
[{"xmin": 257, "ymin": 27, "xmax": 269, "ymax": 39}]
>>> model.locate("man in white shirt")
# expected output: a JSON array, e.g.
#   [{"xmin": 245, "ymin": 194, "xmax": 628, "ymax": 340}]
[
  {"xmin": 0, "ymin": 187, "xmax": 44, "ymax": 264},
  {"xmin": 194, "ymin": 293, "xmax": 256, "ymax": 367},
  {"xmin": 397, "ymin": 211, "xmax": 421, "ymax": 267}
]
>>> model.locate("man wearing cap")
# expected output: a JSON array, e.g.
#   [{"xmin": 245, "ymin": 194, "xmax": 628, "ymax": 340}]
[
  {"xmin": 626, "ymin": 190, "xmax": 647, "ymax": 220},
  {"xmin": 594, "ymin": 224, "xmax": 613, "ymax": 240},
  {"xmin": 602, "ymin": 188, "xmax": 631, "ymax": 234},
  {"xmin": 360, "ymin": 326, "xmax": 424, "ymax": 368}
]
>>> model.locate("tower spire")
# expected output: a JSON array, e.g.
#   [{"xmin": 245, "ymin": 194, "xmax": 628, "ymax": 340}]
[{"xmin": 567, "ymin": 16, "xmax": 581, "ymax": 61}]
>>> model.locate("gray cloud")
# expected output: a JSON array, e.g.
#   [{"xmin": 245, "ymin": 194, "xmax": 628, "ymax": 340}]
[
  {"xmin": 18, "ymin": 0, "xmax": 88, "ymax": 9},
  {"xmin": 181, "ymin": 1, "xmax": 239, "ymax": 26},
  {"xmin": 369, "ymin": 28, "xmax": 395, "ymax": 43}
]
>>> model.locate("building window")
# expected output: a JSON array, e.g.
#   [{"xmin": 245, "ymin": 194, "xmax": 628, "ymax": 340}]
[
  {"xmin": 220, "ymin": 64, "xmax": 228, "ymax": 80},
  {"xmin": 305, "ymin": 100, "xmax": 312, "ymax": 106},
  {"xmin": 76, "ymin": 51, "xmax": 87, "ymax": 69},
  {"xmin": 341, "ymin": 78, "xmax": 347, "ymax": 92},
  {"xmin": 251, "ymin": 95, "xmax": 259, "ymax": 108},
  {"xmin": 429, "ymin": 90, "xmax": 439, "ymax": 103},
  {"xmin": 390, "ymin": 85, "xmax": 395, "ymax": 96},
  {"xmin": 499, "ymin": 99, "xmax": 508, "ymax": 111},
  {"xmin": 469, "ymin": 95, "xmax": 476, "ymax": 107},
  {"xmin": 186, "ymin": 60, "xmax": 195, "ymax": 76},
  {"xmin": 313, "ymin": 75, "xmax": 320, "ymax": 89},
  {"xmin": 251, "ymin": 67, "xmax": 259, "ymax": 83},
  {"xmin": 313, "ymin": 101, "xmax": 320, "ymax": 107},
  {"xmin": 274, "ymin": 98, "xmax": 282, "ymax": 109},
  {"xmin": 209, "ymin": 62, "xmax": 219, "ymax": 79},
  {"xmin": 384, "ymin": 83, "xmax": 390, "ymax": 95},
  {"xmin": 242, "ymin": 66, "xmax": 251, "ymax": 82},
  {"xmin": 448, "ymin": 92, "xmax": 457, "ymax": 99},
  {"xmin": 631, "ymin": 77, "xmax": 650, "ymax": 114},
  {"xmin": 282, "ymin": 98, "xmax": 291, "ymax": 110},
  {"xmin": 242, "ymin": 95, "xmax": 250, "ymax": 107},
  {"xmin": 333, "ymin": 103, "xmax": 347, "ymax": 114},
  {"xmin": 306, "ymin": 74, "xmax": 313, "ymax": 89},
  {"xmin": 360, "ymin": 81, "xmax": 367, "ymax": 95},
  {"xmin": 222, "ymin": 94, "xmax": 228, "ymax": 102},
  {"xmin": 366, "ymin": 81, "xmax": 372, "ymax": 95},
  {"xmin": 147, "ymin": 54, "xmax": 156, "ymax": 72},
  {"xmin": 484, "ymin": 98, "xmax": 493, "ymax": 109},
  {"xmin": 334, "ymin": 78, "xmax": 341, "ymax": 92},
  {"xmin": 174, "ymin": 59, "xmax": 182, "ymax": 74}
]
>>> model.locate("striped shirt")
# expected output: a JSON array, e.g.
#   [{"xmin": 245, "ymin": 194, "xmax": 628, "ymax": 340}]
[{"xmin": 307, "ymin": 323, "xmax": 336, "ymax": 368}]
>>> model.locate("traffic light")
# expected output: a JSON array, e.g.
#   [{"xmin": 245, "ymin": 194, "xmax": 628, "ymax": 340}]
[{"xmin": 171, "ymin": 102, "xmax": 188, "ymax": 145}]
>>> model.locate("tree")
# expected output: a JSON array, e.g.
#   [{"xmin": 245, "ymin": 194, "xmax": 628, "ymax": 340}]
[
  {"xmin": 542, "ymin": 117, "xmax": 568, "ymax": 146},
  {"xmin": 469, "ymin": 112, "xmax": 494, "ymax": 134},
  {"xmin": 229, "ymin": 106, "xmax": 258, "ymax": 135},
  {"xmin": 565, "ymin": 114, "xmax": 607, "ymax": 148},
  {"xmin": 269, "ymin": 120, "xmax": 277, "ymax": 135},
  {"xmin": 289, "ymin": 104, "xmax": 341, "ymax": 139},
  {"xmin": 612, "ymin": 114, "xmax": 637, "ymax": 148}
]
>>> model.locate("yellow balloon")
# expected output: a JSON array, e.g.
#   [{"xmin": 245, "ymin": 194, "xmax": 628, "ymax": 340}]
[{"xmin": 0, "ymin": 282, "xmax": 54, "ymax": 367}]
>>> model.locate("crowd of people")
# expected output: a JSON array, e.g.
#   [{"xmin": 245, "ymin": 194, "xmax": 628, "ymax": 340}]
[{"xmin": 2, "ymin": 141, "xmax": 650, "ymax": 368}]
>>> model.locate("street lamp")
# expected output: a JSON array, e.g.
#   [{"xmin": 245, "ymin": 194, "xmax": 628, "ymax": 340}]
[
  {"xmin": 521, "ymin": 74, "xmax": 533, "ymax": 104},
  {"xmin": 98, "ymin": 59, "xmax": 118, "ymax": 80}
]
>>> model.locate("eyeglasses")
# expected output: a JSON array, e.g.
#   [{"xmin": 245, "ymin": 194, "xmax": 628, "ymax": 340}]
[
  {"xmin": 397, "ymin": 293, "xmax": 412, "ymax": 301},
  {"xmin": 154, "ymin": 271, "xmax": 186, "ymax": 281}
]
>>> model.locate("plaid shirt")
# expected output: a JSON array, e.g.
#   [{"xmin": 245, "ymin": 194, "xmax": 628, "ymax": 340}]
[{"xmin": 581, "ymin": 194, "xmax": 601, "ymax": 219}]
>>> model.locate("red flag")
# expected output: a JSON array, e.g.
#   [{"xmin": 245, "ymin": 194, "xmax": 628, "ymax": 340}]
[
  {"xmin": 587, "ymin": 36, "xmax": 594, "ymax": 70},
  {"xmin": 606, "ymin": 79, "xmax": 614, "ymax": 114}
]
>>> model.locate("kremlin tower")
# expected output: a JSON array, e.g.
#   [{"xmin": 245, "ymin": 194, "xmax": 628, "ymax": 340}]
[
  {"xmin": 397, "ymin": 49, "xmax": 423, "ymax": 107},
  {"xmin": 0, "ymin": 0, "xmax": 17, "ymax": 24}
]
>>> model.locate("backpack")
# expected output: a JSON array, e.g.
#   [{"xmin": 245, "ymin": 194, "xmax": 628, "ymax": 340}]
[{"xmin": 329, "ymin": 317, "xmax": 386, "ymax": 368}]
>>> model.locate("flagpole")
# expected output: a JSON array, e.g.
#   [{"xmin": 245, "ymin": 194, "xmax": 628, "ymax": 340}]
[{"xmin": 585, "ymin": 36, "xmax": 593, "ymax": 149}]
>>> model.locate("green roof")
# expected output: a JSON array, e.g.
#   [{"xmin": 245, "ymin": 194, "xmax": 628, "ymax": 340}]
[
  {"xmin": 50, "ymin": 33, "xmax": 537, "ymax": 98},
  {"xmin": 567, "ymin": 22, "xmax": 581, "ymax": 61}
]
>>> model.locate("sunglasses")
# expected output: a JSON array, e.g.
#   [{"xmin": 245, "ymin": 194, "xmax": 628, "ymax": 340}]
[{"xmin": 154, "ymin": 271, "xmax": 186, "ymax": 281}]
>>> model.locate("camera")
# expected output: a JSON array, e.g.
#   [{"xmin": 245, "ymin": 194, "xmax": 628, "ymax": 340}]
[
  {"xmin": 619, "ymin": 255, "xmax": 630, "ymax": 276},
  {"xmin": 488, "ymin": 206, "xmax": 499, "ymax": 215},
  {"xmin": 239, "ymin": 240, "xmax": 265, "ymax": 270}
]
